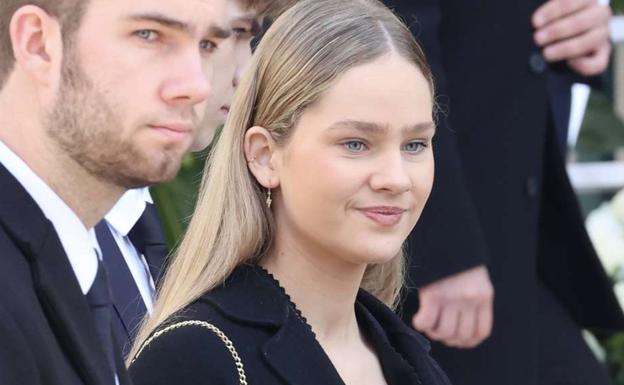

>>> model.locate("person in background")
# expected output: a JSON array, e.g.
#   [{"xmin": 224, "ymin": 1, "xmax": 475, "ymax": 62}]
[
  {"xmin": 128, "ymin": 1, "xmax": 451, "ymax": 384},
  {"xmin": 0, "ymin": 0, "xmax": 231, "ymax": 383},
  {"xmin": 384, "ymin": 0, "xmax": 624, "ymax": 384},
  {"xmin": 94, "ymin": 0, "xmax": 273, "ymax": 356}
]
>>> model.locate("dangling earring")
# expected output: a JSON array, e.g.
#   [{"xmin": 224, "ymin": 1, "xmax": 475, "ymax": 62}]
[{"xmin": 266, "ymin": 188, "xmax": 272, "ymax": 209}]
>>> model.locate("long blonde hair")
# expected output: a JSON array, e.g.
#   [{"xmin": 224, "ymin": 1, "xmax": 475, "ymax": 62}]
[{"xmin": 130, "ymin": 0, "xmax": 433, "ymax": 362}]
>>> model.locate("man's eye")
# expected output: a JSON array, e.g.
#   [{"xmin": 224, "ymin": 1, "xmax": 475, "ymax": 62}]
[
  {"xmin": 135, "ymin": 30, "xmax": 159, "ymax": 41},
  {"xmin": 233, "ymin": 28, "xmax": 251, "ymax": 38},
  {"xmin": 200, "ymin": 39, "xmax": 218, "ymax": 52},
  {"xmin": 403, "ymin": 141, "xmax": 427, "ymax": 154},
  {"xmin": 343, "ymin": 140, "xmax": 367, "ymax": 152}
]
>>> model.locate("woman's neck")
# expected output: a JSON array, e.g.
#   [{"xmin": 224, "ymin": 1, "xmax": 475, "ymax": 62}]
[{"xmin": 262, "ymin": 242, "xmax": 367, "ymax": 346}]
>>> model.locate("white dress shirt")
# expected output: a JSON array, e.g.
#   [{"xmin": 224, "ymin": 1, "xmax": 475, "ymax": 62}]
[
  {"xmin": 0, "ymin": 140, "xmax": 98, "ymax": 294},
  {"xmin": 104, "ymin": 187, "xmax": 156, "ymax": 313}
]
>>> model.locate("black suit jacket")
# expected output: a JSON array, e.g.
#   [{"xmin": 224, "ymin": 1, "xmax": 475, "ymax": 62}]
[
  {"xmin": 129, "ymin": 264, "xmax": 451, "ymax": 385},
  {"xmin": 383, "ymin": 0, "xmax": 624, "ymax": 384},
  {"xmin": 0, "ymin": 163, "xmax": 131, "ymax": 385}
]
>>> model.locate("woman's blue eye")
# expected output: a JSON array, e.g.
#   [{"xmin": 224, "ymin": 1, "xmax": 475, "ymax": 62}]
[
  {"xmin": 344, "ymin": 140, "xmax": 366, "ymax": 152},
  {"xmin": 404, "ymin": 141, "xmax": 426, "ymax": 153}
]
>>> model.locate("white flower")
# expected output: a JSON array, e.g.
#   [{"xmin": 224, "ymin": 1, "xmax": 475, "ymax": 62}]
[
  {"xmin": 615, "ymin": 281, "xmax": 624, "ymax": 311},
  {"xmin": 586, "ymin": 201, "xmax": 624, "ymax": 279},
  {"xmin": 611, "ymin": 189, "xmax": 624, "ymax": 225}
]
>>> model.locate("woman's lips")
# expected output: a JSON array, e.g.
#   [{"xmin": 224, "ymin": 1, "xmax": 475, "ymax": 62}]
[{"xmin": 359, "ymin": 206, "xmax": 406, "ymax": 226}]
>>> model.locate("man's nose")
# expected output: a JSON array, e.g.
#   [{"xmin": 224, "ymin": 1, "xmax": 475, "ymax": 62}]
[{"xmin": 161, "ymin": 49, "xmax": 212, "ymax": 107}]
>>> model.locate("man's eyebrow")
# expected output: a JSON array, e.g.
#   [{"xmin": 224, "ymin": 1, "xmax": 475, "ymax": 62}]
[
  {"xmin": 128, "ymin": 13, "xmax": 192, "ymax": 33},
  {"xmin": 208, "ymin": 24, "xmax": 232, "ymax": 39},
  {"xmin": 328, "ymin": 120, "xmax": 436, "ymax": 134},
  {"xmin": 127, "ymin": 13, "xmax": 232, "ymax": 39}
]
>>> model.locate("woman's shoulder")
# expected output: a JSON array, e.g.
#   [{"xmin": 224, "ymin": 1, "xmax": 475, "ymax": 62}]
[{"xmin": 129, "ymin": 316, "xmax": 243, "ymax": 385}]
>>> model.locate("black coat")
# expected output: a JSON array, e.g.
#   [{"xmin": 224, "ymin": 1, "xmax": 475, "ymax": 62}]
[
  {"xmin": 0, "ymin": 163, "xmax": 131, "ymax": 385},
  {"xmin": 129, "ymin": 264, "xmax": 451, "ymax": 385},
  {"xmin": 383, "ymin": 0, "xmax": 624, "ymax": 384}
]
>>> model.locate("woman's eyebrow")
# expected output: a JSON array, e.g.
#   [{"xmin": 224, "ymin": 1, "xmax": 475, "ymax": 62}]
[{"xmin": 328, "ymin": 120, "xmax": 435, "ymax": 134}]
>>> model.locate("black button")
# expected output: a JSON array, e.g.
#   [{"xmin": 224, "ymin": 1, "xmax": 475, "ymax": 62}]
[
  {"xmin": 528, "ymin": 52, "xmax": 546, "ymax": 74},
  {"xmin": 526, "ymin": 177, "xmax": 539, "ymax": 197}
]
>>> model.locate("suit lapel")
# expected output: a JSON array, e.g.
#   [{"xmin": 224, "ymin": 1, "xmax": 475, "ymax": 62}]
[
  {"xmin": 95, "ymin": 221, "xmax": 147, "ymax": 343},
  {"xmin": 0, "ymin": 164, "xmax": 116, "ymax": 385},
  {"xmin": 204, "ymin": 265, "xmax": 344, "ymax": 385},
  {"xmin": 127, "ymin": 203, "xmax": 168, "ymax": 285},
  {"xmin": 358, "ymin": 291, "xmax": 451, "ymax": 385},
  {"xmin": 261, "ymin": 311, "xmax": 345, "ymax": 385}
]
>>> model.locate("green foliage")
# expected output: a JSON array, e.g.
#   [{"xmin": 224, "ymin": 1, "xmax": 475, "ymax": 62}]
[
  {"xmin": 577, "ymin": 93, "xmax": 624, "ymax": 157},
  {"xmin": 605, "ymin": 333, "xmax": 624, "ymax": 384},
  {"xmin": 150, "ymin": 152, "xmax": 206, "ymax": 248}
]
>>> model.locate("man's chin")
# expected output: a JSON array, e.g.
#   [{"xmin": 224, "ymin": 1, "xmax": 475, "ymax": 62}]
[{"xmin": 107, "ymin": 158, "xmax": 183, "ymax": 189}]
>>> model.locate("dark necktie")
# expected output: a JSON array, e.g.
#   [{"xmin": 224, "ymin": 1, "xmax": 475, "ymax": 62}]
[
  {"xmin": 127, "ymin": 203, "xmax": 168, "ymax": 285},
  {"xmin": 94, "ymin": 221, "xmax": 148, "ymax": 356},
  {"xmin": 86, "ymin": 258, "xmax": 116, "ymax": 382}
]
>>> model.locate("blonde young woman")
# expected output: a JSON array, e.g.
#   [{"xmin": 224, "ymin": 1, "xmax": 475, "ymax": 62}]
[{"xmin": 129, "ymin": 0, "xmax": 450, "ymax": 384}]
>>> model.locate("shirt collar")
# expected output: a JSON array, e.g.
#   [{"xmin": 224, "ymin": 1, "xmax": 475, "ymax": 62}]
[
  {"xmin": 0, "ymin": 140, "xmax": 98, "ymax": 294},
  {"xmin": 104, "ymin": 187, "xmax": 153, "ymax": 237}
]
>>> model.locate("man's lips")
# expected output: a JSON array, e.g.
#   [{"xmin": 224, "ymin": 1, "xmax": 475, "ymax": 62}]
[
  {"xmin": 148, "ymin": 122, "xmax": 193, "ymax": 140},
  {"xmin": 358, "ymin": 206, "xmax": 407, "ymax": 226}
]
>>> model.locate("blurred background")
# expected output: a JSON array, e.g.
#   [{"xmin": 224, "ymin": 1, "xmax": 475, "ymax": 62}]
[{"xmin": 151, "ymin": 4, "xmax": 624, "ymax": 382}]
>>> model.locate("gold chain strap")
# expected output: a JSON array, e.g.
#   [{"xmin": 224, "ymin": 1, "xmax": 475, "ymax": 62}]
[{"xmin": 131, "ymin": 320, "xmax": 248, "ymax": 385}]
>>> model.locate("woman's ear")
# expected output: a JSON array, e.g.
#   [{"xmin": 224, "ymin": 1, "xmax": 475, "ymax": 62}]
[{"xmin": 244, "ymin": 126, "xmax": 280, "ymax": 188}]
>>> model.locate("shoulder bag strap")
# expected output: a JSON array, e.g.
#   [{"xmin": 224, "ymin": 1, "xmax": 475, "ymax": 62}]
[{"xmin": 131, "ymin": 320, "xmax": 248, "ymax": 385}]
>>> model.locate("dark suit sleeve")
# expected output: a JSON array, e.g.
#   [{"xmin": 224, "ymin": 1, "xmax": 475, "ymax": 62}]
[
  {"xmin": 129, "ymin": 324, "xmax": 241, "ymax": 385},
  {"xmin": 384, "ymin": 0, "xmax": 489, "ymax": 287},
  {"xmin": 0, "ymin": 304, "xmax": 39, "ymax": 384},
  {"xmin": 550, "ymin": 60, "xmax": 605, "ymax": 90}
]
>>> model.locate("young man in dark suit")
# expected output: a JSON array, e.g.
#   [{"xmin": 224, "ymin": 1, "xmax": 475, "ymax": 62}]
[
  {"xmin": 95, "ymin": 0, "xmax": 271, "ymax": 356},
  {"xmin": 384, "ymin": 0, "xmax": 624, "ymax": 384},
  {"xmin": 0, "ymin": 0, "xmax": 233, "ymax": 383}
]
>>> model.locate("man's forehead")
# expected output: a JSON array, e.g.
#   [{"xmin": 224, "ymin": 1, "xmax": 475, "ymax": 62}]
[
  {"xmin": 226, "ymin": 1, "xmax": 261, "ymax": 25},
  {"xmin": 92, "ymin": 0, "xmax": 230, "ymax": 34}
]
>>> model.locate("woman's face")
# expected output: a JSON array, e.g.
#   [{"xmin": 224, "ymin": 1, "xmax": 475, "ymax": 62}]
[{"xmin": 272, "ymin": 54, "xmax": 435, "ymax": 267}]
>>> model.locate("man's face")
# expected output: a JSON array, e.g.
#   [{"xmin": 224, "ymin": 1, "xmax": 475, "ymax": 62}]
[
  {"xmin": 191, "ymin": 1, "xmax": 260, "ymax": 151},
  {"xmin": 47, "ymin": 0, "xmax": 229, "ymax": 188}
]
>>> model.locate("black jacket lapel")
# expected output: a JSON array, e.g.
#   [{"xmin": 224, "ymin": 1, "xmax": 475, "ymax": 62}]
[
  {"xmin": 358, "ymin": 291, "xmax": 452, "ymax": 385},
  {"xmin": 261, "ymin": 311, "xmax": 345, "ymax": 385},
  {"xmin": 0, "ymin": 164, "xmax": 117, "ymax": 385},
  {"xmin": 203, "ymin": 265, "xmax": 344, "ymax": 385},
  {"xmin": 95, "ymin": 221, "xmax": 147, "ymax": 344},
  {"xmin": 127, "ymin": 203, "xmax": 168, "ymax": 285}
]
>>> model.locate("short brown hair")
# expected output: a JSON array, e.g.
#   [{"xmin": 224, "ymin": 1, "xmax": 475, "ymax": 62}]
[
  {"xmin": 0, "ymin": 0, "xmax": 88, "ymax": 89},
  {"xmin": 240, "ymin": 0, "xmax": 295, "ymax": 18}
]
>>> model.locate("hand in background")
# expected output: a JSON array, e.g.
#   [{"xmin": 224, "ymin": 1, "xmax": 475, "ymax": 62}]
[
  {"xmin": 412, "ymin": 265, "xmax": 494, "ymax": 348},
  {"xmin": 532, "ymin": 0, "xmax": 612, "ymax": 76}
]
